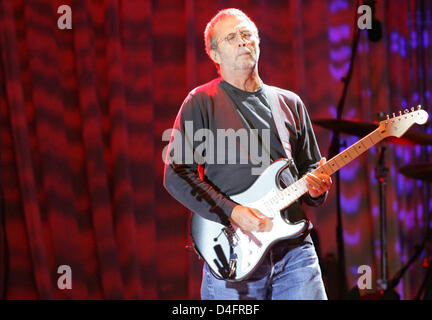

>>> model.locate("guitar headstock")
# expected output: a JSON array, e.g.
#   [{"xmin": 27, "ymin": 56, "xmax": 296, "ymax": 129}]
[{"xmin": 379, "ymin": 105, "xmax": 429, "ymax": 138}]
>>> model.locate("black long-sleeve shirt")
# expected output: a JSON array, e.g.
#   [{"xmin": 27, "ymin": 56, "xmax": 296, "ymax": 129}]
[{"xmin": 163, "ymin": 78, "xmax": 326, "ymax": 224}]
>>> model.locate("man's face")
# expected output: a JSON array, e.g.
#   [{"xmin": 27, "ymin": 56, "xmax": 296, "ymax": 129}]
[{"xmin": 210, "ymin": 16, "xmax": 260, "ymax": 74}]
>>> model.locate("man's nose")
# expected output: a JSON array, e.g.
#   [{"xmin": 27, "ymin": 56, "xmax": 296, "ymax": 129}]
[
  {"xmin": 236, "ymin": 32, "xmax": 249, "ymax": 47},
  {"xmin": 238, "ymin": 38, "xmax": 250, "ymax": 47}
]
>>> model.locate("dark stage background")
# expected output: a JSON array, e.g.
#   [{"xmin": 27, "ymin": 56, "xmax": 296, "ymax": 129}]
[{"xmin": 0, "ymin": 0, "xmax": 431, "ymax": 299}]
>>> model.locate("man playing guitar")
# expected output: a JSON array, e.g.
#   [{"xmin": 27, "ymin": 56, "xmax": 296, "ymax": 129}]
[{"xmin": 164, "ymin": 8, "xmax": 331, "ymax": 300}]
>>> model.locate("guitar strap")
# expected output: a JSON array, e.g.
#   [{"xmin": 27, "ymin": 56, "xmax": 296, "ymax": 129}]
[{"xmin": 263, "ymin": 84, "xmax": 293, "ymax": 162}]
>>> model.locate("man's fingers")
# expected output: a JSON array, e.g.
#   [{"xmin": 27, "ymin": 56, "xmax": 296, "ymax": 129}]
[
  {"xmin": 307, "ymin": 173, "xmax": 331, "ymax": 186},
  {"xmin": 319, "ymin": 157, "xmax": 327, "ymax": 166},
  {"xmin": 306, "ymin": 172, "xmax": 332, "ymax": 197},
  {"xmin": 251, "ymin": 208, "xmax": 266, "ymax": 219},
  {"xmin": 306, "ymin": 173, "xmax": 324, "ymax": 189},
  {"xmin": 250, "ymin": 209, "xmax": 272, "ymax": 232},
  {"xmin": 230, "ymin": 205, "xmax": 273, "ymax": 232}
]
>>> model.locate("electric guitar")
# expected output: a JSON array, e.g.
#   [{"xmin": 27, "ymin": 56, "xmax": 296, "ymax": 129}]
[{"xmin": 190, "ymin": 106, "xmax": 429, "ymax": 281}]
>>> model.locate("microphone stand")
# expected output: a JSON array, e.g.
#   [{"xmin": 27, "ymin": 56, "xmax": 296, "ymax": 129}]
[
  {"xmin": 375, "ymin": 144, "xmax": 389, "ymax": 291},
  {"xmin": 327, "ymin": 3, "xmax": 361, "ymax": 299}
]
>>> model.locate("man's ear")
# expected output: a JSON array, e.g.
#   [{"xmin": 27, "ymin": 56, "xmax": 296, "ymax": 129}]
[{"xmin": 210, "ymin": 49, "xmax": 221, "ymax": 65}]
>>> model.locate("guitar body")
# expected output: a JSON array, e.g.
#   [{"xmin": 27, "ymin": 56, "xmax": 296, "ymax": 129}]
[{"xmin": 190, "ymin": 159, "xmax": 309, "ymax": 281}]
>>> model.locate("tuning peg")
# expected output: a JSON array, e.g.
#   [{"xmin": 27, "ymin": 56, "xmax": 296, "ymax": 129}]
[
  {"xmin": 404, "ymin": 109, "xmax": 409, "ymax": 114},
  {"xmin": 393, "ymin": 112, "xmax": 396, "ymax": 118},
  {"xmin": 417, "ymin": 105, "xmax": 422, "ymax": 110},
  {"xmin": 411, "ymin": 107, "xmax": 415, "ymax": 112},
  {"xmin": 399, "ymin": 110, "xmax": 403, "ymax": 116},
  {"xmin": 386, "ymin": 114, "xmax": 390, "ymax": 120}
]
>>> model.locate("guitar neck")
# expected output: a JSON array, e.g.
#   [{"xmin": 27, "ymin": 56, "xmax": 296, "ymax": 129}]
[{"xmin": 276, "ymin": 128, "xmax": 385, "ymax": 210}]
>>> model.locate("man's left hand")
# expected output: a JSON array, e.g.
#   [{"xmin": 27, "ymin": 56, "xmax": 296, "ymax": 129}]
[{"xmin": 305, "ymin": 157, "xmax": 332, "ymax": 198}]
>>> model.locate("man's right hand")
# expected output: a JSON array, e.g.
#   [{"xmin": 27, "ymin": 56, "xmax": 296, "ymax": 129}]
[{"xmin": 229, "ymin": 205, "xmax": 272, "ymax": 232}]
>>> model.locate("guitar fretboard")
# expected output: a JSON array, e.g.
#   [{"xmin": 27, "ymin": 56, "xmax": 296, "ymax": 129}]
[{"xmin": 274, "ymin": 128, "xmax": 385, "ymax": 211}]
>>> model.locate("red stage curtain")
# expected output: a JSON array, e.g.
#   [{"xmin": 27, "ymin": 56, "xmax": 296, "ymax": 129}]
[{"xmin": 0, "ymin": 0, "xmax": 431, "ymax": 299}]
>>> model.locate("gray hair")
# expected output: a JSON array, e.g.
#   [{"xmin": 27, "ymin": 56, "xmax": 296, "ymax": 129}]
[{"xmin": 204, "ymin": 8, "xmax": 259, "ymax": 64}]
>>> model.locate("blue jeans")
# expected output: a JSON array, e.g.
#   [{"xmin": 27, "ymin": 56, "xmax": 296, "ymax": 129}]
[{"xmin": 201, "ymin": 237, "xmax": 327, "ymax": 300}]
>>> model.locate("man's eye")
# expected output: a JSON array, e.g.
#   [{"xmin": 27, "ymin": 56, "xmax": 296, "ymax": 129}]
[
  {"xmin": 226, "ymin": 34, "xmax": 236, "ymax": 41},
  {"xmin": 242, "ymin": 32, "xmax": 252, "ymax": 38}
]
